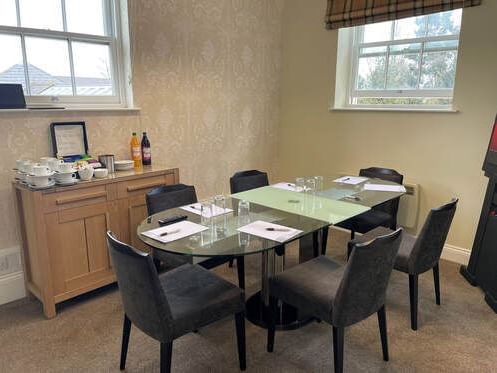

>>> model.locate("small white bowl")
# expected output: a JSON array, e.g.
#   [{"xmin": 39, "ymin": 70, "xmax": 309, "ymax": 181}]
[{"xmin": 94, "ymin": 168, "xmax": 109, "ymax": 179}]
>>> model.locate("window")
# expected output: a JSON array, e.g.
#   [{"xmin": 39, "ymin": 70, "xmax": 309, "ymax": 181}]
[
  {"xmin": 336, "ymin": 10, "xmax": 462, "ymax": 110},
  {"xmin": 0, "ymin": 0, "xmax": 131, "ymax": 108}
]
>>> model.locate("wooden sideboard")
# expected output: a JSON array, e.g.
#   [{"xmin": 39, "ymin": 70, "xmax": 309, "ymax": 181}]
[{"xmin": 14, "ymin": 166, "xmax": 179, "ymax": 318}]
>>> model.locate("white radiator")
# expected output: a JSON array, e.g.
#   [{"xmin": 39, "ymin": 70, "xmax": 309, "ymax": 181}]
[{"xmin": 397, "ymin": 182, "xmax": 420, "ymax": 229}]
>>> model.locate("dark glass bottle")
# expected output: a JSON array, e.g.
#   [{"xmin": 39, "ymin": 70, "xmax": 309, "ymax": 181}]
[{"xmin": 141, "ymin": 132, "xmax": 151, "ymax": 166}]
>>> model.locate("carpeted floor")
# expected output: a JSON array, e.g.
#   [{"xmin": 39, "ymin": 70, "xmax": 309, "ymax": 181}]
[{"xmin": 1, "ymin": 228, "xmax": 496, "ymax": 372}]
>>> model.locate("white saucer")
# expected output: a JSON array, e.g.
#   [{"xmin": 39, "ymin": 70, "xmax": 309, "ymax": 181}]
[
  {"xmin": 29, "ymin": 171, "xmax": 56, "ymax": 178},
  {"xmin": 55, "ymin": 169, "xmax": 77, "ymax": 174},
  {"xmin": 55, "ymin": 179, "xmax": 78, "ymax": 186},
  {"xmin": 29, "ymin": 180, "xmax": 56, "ymax": 190}
]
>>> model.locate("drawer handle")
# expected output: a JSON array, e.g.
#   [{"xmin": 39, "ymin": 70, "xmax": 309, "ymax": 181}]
[
  {"xmin": 56, "ymin": 191, "xmax": 107, "ymax": 205},
  {"xmin": 127, "ymin": 182, "xmax": 164, "ymax": 192}
]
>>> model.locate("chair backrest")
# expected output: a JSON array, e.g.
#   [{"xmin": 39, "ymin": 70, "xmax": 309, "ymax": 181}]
[
  {"xmin": 107, "ymin": 232, "xmax": 172, "ymax": 342},
  {"xmin": 146, "ymin": 184, "xmax": 198, "ymax": 215},
  {"xmin": 230, "ymin": 170, "xmax": 269, "ymax": 194},
  {"xmin": 408, "ymin": 199, "xmax": 458, "ymax": 274},
  {"xmin": 332, "ymin": 228, "xmax": 403, "ymax": 327},
  {"xmin": 359, "ymin": 167, "xmax": 404, "ymax": 229}
]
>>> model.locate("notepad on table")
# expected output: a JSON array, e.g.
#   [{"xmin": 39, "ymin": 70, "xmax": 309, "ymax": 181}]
[
  {"xmin": 270, "ymin": 182, "xmax": 299, "ymax": 191},
  {"xmin": 363, "ymin": 184, "xmax": 406, "ymax": 193},
  {"xmin": 333, "ymin": 176, "xmax": 368, "ymax": 185},
  {"xmin": 237, "ymin": 220, "xmax": 303, "ymax": 243},
  {"xmin": 140, "ymin": 221, "xmax": 208, "ymax": 243},
  {"xmin": 180, "ymin": 203, "xmax": 233, "ymax": 217}
]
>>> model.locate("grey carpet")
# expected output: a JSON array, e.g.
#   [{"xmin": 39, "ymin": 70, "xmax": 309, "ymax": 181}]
[{"xmin": 1, "ymin": 229, "xmax": 496, "ymax": 372}]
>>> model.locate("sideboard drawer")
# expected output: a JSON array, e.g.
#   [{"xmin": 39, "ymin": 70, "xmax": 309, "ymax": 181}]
[
  {"xmin": 44, "ymin": 185, "xmax": 109, "ymax": 212},
  {"xmin": 117, "ymin": 174, "xmax": 174, "ymax": 199}
]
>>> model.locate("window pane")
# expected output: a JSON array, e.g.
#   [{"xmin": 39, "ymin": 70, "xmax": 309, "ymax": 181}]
[
  {"xmin": 362, "ymin": 21, "xmax": 392, "ymax": 43},
  {"xmin": 425, "ymin": 39, "xmax": 458, "ymax": 51},
  {"xmin": 357, "ymin": 56, "xmax": 386, "ymax": 90},
  {"xmin": 0, "ymin": 34, "xmax": 26, "ymax": 92},
  {"xmin": 65, "ymin": 0, "xmax": 107, "ymax": 36},
  {"xmin": 25, "ymin": 37, "xmax": 71, "ymax": 95},
  {"xmin": 426, "ymin": 9, "xmax": 461, "ymax": 36},
  {"xmin": 0, "ymin": 0, "xmax": 17, "ymax": 26},
  {"xmin": 394, "ymin": 15, "xmax": 426, "ymax": 39},
  {"xmin": 390, "ymin": 43, "xmax": 421, "ymax": 55},
  {"xmin": 72, "ymin": 42, "xmax": 113, "ymax": 96},
  {"xmin": 359, "ymin": 46, "xmax": 387, "ymax": 56},
  {"xmin": 19, "ymin": 0, "xmax": 63, "ymax": 31},
  {"xmin": 420, "ymin": 50, "xmax": 457, "ymax": 89},
  {"xmin": 386, "ymin": 53, "xmax": 420, "ymax": 89}
]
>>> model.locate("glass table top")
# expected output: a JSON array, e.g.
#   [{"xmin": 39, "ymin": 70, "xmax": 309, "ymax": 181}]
[{"xmin": 137, "ymin": 198, "xmax": 329, "ymax": 257}]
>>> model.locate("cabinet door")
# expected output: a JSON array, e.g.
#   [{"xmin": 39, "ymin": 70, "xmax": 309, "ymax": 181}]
[
  {"xmin": 46, "ymin": 202, "xmax": 116, "ymax": 299},
  {"xmin": 128, "ymin": 195, "xmax": 151, "ymax": 253}
]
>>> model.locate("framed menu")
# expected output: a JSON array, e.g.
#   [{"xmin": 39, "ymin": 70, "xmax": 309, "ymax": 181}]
[{"xmin": 50, "ymin": 122, "xmax": 89, "ymax": 159}]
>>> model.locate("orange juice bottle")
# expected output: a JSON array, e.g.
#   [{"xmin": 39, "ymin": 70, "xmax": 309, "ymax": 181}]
[{"xmin": 130, "ymin": 132, "xmax": 142, "ymax": 168}]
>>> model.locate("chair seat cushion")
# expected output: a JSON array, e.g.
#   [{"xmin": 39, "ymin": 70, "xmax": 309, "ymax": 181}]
[
  {"xmin": 269, "ymin": 256, "xmax": 344, "ymax": 323},
  {"xmin": 159, "ymin": 264, "xmax": 244, "ymax": 338}
]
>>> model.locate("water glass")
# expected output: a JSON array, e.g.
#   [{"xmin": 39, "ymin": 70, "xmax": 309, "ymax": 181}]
[
  {"xmin": 213, "ymin": 194, "xmax": 227, "ymax": 236},
  {"xmin": 314, "ymin": 176, "xmax": 324, "ymax": 192},
  {"xmin": 237, "ymin": 200, "xmax": 250, "ymax": 226},
  {"xmin": 295, "ymin": 177, "xmax": 305, "ymax": 192},
  {"xmin": 305, "ymin": 178, "xmax": 316, "ymax": 195},
  {"xmin": 200, "ymin": 199, "xmax": 213, "ymax": 227}
]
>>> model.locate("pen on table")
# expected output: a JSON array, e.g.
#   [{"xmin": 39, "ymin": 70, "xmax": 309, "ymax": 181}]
[
  {"xmin": 342, "ymin": 177, "xmax": 350, "ymax": 181},
  {"xmin": 344, "ymin": 195, "xmax": 361, "ymax": 201},
  {"xmin": 190, "ymin": 205, "xmax": 200, "ymax": 210},
  {"xmin": 266, "ymin": 227, "xmax": 290, "ymax": 232},
  {"xmin": 287, "ymin": 183, "xmax": 295, "ymax": 187},
  {"xmin": 160, "ymin": 229, "xmax": 180, "ymax": 236}
]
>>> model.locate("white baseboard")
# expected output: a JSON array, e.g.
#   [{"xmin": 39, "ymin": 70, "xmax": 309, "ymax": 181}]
[
  {"xmin": 441, "ymin": 244, "xmax": 470, "ymax": 265},
  {"xmin": 0, "ymin": 272, "xmax": 26, "ymax": 305}
]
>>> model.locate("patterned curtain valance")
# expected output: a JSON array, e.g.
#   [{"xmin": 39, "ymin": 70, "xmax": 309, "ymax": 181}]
[{"xmin": 325, "ymin": 0, "xmax": 482, "ymax": 30}]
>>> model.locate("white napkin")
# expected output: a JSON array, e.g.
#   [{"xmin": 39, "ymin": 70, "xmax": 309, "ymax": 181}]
[
  {"xmin": 333, "ymin": 176, "xmax": 368, "ymax": 185},
  {"xmin": 140, "ymin": 221, "xmax": 208, "ymax": 243},
  {"xmin": 363, "ymin": 184, "xmax": 406, "ymax": 193},
  {"xmin": 180, "ymin": 202, "xmax": 233, "ymax": 217},
  {"xmin": 237, "ymin": 220, "xmax": 303, "ymax": 243}
]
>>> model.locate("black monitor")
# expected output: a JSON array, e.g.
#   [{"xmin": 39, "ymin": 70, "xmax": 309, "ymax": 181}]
[
  {"xmin": 0, "ymin": 84, "xmax": 26, "ymax": 109},
  {"xmin": 483, "ymin": 114, "xmax": 497, "ymax": 174}
]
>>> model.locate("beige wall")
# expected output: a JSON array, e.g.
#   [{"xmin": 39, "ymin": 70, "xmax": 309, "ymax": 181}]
[
  {"xmin": 277, "ymin": 1, "xmax": 497, "ymax": 250},
  {"xmin": 0, "ymin": 0, "xmax": 283, "ymax": 251}
]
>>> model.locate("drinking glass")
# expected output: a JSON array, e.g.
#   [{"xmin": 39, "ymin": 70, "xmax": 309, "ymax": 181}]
[
  {"xmin": 213, "ymin": 194, "xmax": 227, "ymax": 236},
  {"xmin": 305, "ymin": 178, "xmax": 316, "ymax": 195},
  {"xmin": 200, "ymin": 199, "xmax": 213, "ymax": 227},
  {"xmin": 295, "ymin": 177, "xmax": 305, "ymax": 192},
  {"xmin": 314, "ymin": 176, "xmax": 324, "ymax": 192},
  {"xmin": 237, "ymin": 200, "xmax": 250, "ymax": 226}
]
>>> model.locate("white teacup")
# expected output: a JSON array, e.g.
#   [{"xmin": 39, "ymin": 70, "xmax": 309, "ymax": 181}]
[
  {"xmin": 32, "ymin": 175, "xmax": 51, "ymax": 187},
  {"xmin": 40, "ymin": 157, "xmax": 56, "ymax": 166},
  {"xmin": 94, "ymin": 168, "xmax": 108, "ymax": 179},
  {"xmin": 56, "ymin": 172, "xmax": 76, "ymax": 183},
  {"xmin": 78, "ymin": 166, "xmax": 94, "ymax": 181},
  {"xmin": 16, "ymin": 159, "xmax": 29, "ymax": 171},
  {"xmin": 49, "ymin": 159, "xmax": 63, "ymax": 171},
  {"xmin": 33, "ymin": 165, "xmax": 51, "ymax": 176},
  {"xmin": 23, "ymin": 162, "xmax": 35, "ymax": 174},
  {"xmin": 58, "ymin": 162, "xmax": 74, "ymax": 173}
]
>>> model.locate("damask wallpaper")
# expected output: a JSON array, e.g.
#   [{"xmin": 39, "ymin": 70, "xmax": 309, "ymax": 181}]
[{"xmin": 0, "ymin": 0, "xmax": 284, "ymax": 250}]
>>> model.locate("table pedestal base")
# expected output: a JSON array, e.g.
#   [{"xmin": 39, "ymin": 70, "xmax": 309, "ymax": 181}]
[{"xmin": 246, "ymin": 291, "xmax": 314, "ymax": 331}]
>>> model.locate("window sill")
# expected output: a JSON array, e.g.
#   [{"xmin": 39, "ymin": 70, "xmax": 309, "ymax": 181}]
[
  {"xmin": 331, "ymin": 106, "xmax": 459, "ymax": 113},
  {"xmin": 0, "ymin": 107, "xmax": 141, "ymax": 115}
]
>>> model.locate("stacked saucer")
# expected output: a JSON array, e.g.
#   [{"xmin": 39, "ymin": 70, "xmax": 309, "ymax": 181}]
[
  {"xmin": 55, "ymin": 163, "xmax": 78, "ymax": 185},
  {"xmin": 28, "ymin": 165, "xmax": 56, "ymax": 189}
]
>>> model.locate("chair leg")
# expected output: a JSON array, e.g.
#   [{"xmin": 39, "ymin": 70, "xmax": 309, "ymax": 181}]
[
  {"xmin": 237, "ymin": 256, "xmax": 245, "ymax": 290},
  {"xmin": 120, "ymin": 314, "xmax": 131, "ymax": 370},
  {"xmin": 377, "ymin": 305, "xmax": 389, "ymax": 361},
  {"xmin": 321, "ymin": 227, "xmax": 329, "ymax": 256},
  {"xmin": 409, "ymin": 274, "xmax": 419, "ymax": 330},
  {"xmin": 433, "ymin": 263, "xmax": 441, "ymax": 305},
  {"xmin": 160, "ymin": 341, "xmax": 173, "ymax": 373},
  {"xmin": 267, "ymin": 296, "xmax": 277, "ymax": 352},
  {"xmin": 229, "ymin": 258, "xmax": 234, "ymax": 267},
  {"xmin": 235, "ymin": 312, "xmax": 246, "ymax": 371},
  {"xmin": 350, "ymin": 230, "xmax": 355, "ymax": 239},
  {"xmin": 332, "ymin": 326, "xmax": 344, "ymax": 373}
]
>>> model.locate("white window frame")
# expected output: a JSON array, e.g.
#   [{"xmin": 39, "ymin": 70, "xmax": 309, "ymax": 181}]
[
  {"xmin": 335, "ymin": 11, "xmax": 462, "ymax": 111},
  {"xmin": 0, "ymin": 0, "xmax": 132, "ymax": 108}
]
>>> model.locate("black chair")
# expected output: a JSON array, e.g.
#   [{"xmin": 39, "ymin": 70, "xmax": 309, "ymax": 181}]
[
  {"xmin": 230, "ymin": 170, "xmax": 269, "ymax": 194},
  {"xmin": 146, "ymin": 184, "xmax": 245, "ymax": 289},
  {"xmin": 340, "ymin": 167, "xmax": 404, "ymax": 239},
  {"xmin": 267, "ymin": 229, "xmax": 402, "ymax": 373},
  {"xmin": 349, "ymin": 199, "xmax": 458, "ymax": 330},
  {"xmin": 107, "ymin": 232, "xmax": 246, "ymax": 372}
]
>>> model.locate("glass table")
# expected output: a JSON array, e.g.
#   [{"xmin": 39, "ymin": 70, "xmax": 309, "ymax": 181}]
[{"xmin": 137, "ymin": 175, "xmax": 405, "ymax": 330}]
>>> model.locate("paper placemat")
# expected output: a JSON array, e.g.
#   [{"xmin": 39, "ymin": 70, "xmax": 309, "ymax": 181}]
[
  {"xmin": 180, "ymin": 202, "xmax": 233, "ymax": 217},
  {"xmin": 270, "ymin": 182, "xmax": 299, "ymax": 192},
  {"xmin": 363, "ymin": 184, "xmax": 406, "ymax": 193},
  {"xmin": 237, "ymin": 220, "xmax": 303, "ymax": 243},
  {"xmin": 140, "ymin": 221, "xmax": 208, "ymax": 243},
  {"xmin": 333, "ymin": 176, "xmax": 368, "ymax": 185}
]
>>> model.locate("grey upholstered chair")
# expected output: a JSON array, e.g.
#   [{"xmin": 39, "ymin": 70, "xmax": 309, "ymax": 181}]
[
  {"xmin": 349, "ymin": 199, "xmax": 458, "ymax": 330},
  {"xmin": 339, "ymin": 167, "xmax": 404, "ymax": 240},
  {"xmin": 267, "ymin": 229, "xmax": 403, "ymax": 373},
  {"xmin": 107, "ymin": 232, "xmax": 246, "ymax": 372},
  {"xmin": 146, "ymin": 184, "xmax": 245, "ymax": 289},
  {"xmin": 230, "ymin": 170, "xmax": 269, "ymax": 194}
]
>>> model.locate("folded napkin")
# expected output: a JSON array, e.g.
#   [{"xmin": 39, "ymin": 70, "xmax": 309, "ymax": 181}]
[
  {"xmin": 363, "ymin": 184, "xmax": 406, "ymax": 193},
  {"xmin": 180, "ymin": 202, "xmax": 233, "ymax": 217},
  {"xmin": 140, "ymin": 221, "xmax": 208, "ymax": 244},
  {"xmin": 237, "ymin": 220, "xmax": 303, "ymax": 243}
]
